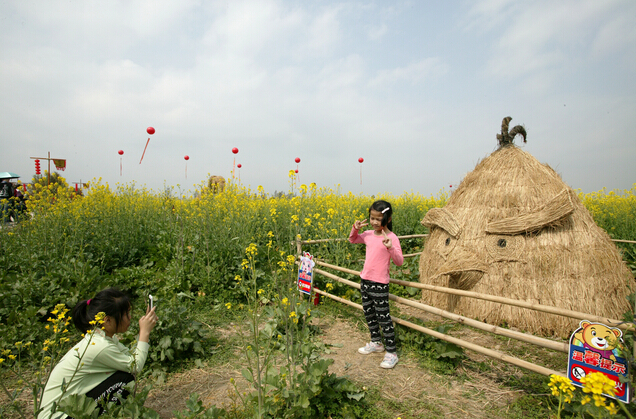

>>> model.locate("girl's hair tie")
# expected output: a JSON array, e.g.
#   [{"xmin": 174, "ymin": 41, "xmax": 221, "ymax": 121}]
[
  {"xmin": 87, "ymin": 299, "xmax": 91, "ymax": 305},
  {"xmin": 381, "ymin": 207, "xmax": 390, "ymax": 213}
]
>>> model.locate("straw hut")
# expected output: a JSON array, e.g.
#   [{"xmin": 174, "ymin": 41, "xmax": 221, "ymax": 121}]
[
  {"xmin": 418, "ymin": 117, "xmax": 634, "ymax": 337},
  {"xmin": 207, "ymin": 175, "xmax": 226, "ymax": 194}
]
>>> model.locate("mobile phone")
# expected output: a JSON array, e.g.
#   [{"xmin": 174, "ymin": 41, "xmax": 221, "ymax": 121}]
[{"xmin": 149, "ymin": 294, "xmax": 154, "ymax": 309}]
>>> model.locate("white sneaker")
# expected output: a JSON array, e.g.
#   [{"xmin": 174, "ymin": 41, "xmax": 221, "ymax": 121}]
[
  {"xmin": 358, "ymin": 341, "xmax": 384, "ymax": 354},
  {"xmin": 380, "ymin": 352, "xmax": 398, "ymax": 369}
]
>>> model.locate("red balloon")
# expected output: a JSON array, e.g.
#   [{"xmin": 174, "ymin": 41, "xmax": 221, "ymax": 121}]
[
  {"xmin": 232, "ymin": 147, "xmax": 239, "ymax": 154},
  {"xmin": 184, "ymin": 155, "xmax": 189, "ymax": 161},
  {"xmin": 295, "ymin": 169, "xmax": 298, "ymax": 173},
  {"xmin": 358, "ymin": 157, "xmax": 364, "ymax": 163},
  {"xmin": 450, "ymin": 185, "xmax": 453, "ymax": 188},
  {"xmin": 237, "ymin": 163, "xmax": 242, "ymax": 168},
  {"xmin": 295, "ymin": 157, "xmax": 300, "ymax": 163},
  {"xmin": 147, "ymin": 127, "xmax": 155, "ymax": 135},
  {"xmin": 118, "ymin": 150, "xmax": 124, "ymax": 155}
]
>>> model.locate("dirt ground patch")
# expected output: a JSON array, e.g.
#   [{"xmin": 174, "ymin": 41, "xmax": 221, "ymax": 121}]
[{"xmin": 144, "ymin": 302, "xmax": 544, "ymax": 418}]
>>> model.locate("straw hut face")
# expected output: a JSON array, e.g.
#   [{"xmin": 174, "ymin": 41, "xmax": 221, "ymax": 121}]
[{"xmin": 418, "ymin": 121, "xmax": 634, "ymax": 337}]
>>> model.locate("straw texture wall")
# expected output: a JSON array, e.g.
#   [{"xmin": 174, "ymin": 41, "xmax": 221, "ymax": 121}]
[{"xmin": 418, "ymin": 123, "xmax": 634, "ymax": 337}]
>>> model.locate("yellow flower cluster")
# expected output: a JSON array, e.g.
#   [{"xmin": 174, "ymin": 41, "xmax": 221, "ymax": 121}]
[
  {"xmin": 548, "ymin": 374, "xmax": 575, "ymax": 403},
  {"xmin": 89, "ymin": 311, "xmax": 106, "ymax": 327},
  {"xmin": 245, "ymin": 243, "xmax": 258, "ymax": 257},
  {"xmin": 580, "ymin": 372, "xmax": 618, "ymax": 413},
  {"xmin": 41, "ymin": 304, "xmax": 74, "ymax": 349}
]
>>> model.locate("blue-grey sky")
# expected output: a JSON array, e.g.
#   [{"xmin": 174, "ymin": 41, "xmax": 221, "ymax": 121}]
[{"xmin": 1, "ymin": 0, "xmax": 634, "ymax": 196}]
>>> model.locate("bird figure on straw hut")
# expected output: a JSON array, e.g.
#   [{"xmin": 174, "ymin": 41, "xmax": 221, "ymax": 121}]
[{"xmin": 418, "ymin": 116, "xmax": 634, "ymax": 337}]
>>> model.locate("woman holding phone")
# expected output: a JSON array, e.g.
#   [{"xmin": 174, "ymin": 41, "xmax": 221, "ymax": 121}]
[{"xmin": 38, "ymin": 288, "xmax": 158, "ymax": 418}]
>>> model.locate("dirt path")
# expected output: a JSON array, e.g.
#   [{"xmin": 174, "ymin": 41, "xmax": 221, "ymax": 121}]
[{"xmin": 145, "ymin": 303, "xmax": 541, "ymax": 418}]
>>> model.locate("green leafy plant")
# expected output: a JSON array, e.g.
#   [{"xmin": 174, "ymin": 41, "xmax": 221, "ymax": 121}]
[
  {"xmin": 173, "ymin": 393, "xmax": 229, "ymax": 418},
  {"xmin": 227, "ymin": 241, "xmax": 368, "ymax": 418},
  {"xmin": 119, "ymin": 299, "xmax": 213, "ymax": 383},
  {"xmin": 57, "ymin": 384, "xmax": 161, "ymax": 419},
  {"xmin": 397, "ymin": 323, "xmax": 464, "ymax": 369}
]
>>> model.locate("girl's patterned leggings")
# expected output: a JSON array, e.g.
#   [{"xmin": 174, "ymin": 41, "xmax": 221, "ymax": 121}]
[{"xmin": 360, "ymin": 279, "xmax": 396, "ymax": 353}]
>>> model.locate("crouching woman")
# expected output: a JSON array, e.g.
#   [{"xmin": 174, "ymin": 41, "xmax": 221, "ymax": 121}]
[{"xmin": 38, "ymin": 288, "xmax": 158, "ymax": 419}]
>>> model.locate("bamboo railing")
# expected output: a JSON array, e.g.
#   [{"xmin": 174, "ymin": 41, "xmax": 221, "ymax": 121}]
[
  {"xmin": 315, "ymin": 260, "xmax": 632, "ymax": 333},
  {"xmin": 296, "ymin": 233, "xmax": 635, "ymax": 377}
]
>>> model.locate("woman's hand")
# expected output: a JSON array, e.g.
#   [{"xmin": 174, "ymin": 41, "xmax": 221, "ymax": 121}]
[
  {"xmin": 353, "ymin": 219, "xmax": 368, "ymax": 230},
  {"xmin": 138, "ymin": 306, "xmax": 158, "ymax": 343}
]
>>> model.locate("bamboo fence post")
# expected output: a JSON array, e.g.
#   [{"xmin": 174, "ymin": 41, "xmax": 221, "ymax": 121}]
[
  {"xmin": 295, "ymin": 239, "xmax": 302, "ymax": 258},
  {"xmin": 313, "ymin": 287, "xmax": 566, "ymax": 377}
]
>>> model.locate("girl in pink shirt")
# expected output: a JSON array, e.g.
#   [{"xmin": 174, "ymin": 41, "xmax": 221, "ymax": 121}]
[{"xmin": 349, "ymin": 200, "xmax": 403, "ymax": 368}]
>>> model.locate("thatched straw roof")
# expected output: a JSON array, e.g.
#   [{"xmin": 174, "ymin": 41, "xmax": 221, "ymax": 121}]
[{"xmin": 418, "ymin": 117, "xmax": 634, "ymax": 337}]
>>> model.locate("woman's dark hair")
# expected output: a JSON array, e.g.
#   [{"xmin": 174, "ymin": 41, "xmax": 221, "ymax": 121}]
[
  {"xmin": 72, "ymin": 288, "xmax": 131, "ymax": 333},
  {"xmin": 369, "ymin": 200, "xmax": 393, "ymax": 231}
]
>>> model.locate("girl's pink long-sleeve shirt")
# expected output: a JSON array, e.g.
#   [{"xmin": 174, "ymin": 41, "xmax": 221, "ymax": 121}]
[{"xmin": 349, "ymin": 227, "xmax": 404, "ymax": 284}]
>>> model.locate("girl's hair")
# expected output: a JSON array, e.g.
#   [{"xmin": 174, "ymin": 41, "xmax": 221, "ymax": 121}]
[
  {"xmin": 369, "ymin": 200, "xmax": 393, "ymax": 231},
  {"xmin": 72, "ymin": 288, "xmax": 131, "ymax": 333}
]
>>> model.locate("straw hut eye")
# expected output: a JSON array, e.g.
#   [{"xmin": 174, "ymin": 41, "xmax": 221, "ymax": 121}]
[
  {"xmin": 431, "ymin": 229, "xmax": 456, "ymax": 259},
  {"xmin": 485, "ymin": 235, "xmax": 525, "ymax": 262}
]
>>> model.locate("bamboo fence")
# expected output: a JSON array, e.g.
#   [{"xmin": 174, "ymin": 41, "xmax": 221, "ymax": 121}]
[{"xmin": 297, "ymin": 234, "xmax": 635, "ymax": 377}]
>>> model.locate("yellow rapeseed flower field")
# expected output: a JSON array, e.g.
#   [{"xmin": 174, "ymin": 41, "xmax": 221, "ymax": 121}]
[{"xmin": 4, "ymin": 177, "xmax": 634, "ymax": 316}]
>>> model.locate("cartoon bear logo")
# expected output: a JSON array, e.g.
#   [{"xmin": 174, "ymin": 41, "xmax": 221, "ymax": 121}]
[{"xmin": 572, "ymin": 321, "xmax": 623, "ymax": 361}]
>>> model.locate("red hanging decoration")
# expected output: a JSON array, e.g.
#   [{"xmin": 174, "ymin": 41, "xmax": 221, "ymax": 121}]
[
  {"xmin": 118, "ymin": 150, "xmax": 124, "ymax": 176},
  {"xmin": 231, "ymin": 147, "xmax": 239, "ymax": 179},
  {"xmin": 140, "ymin": 127, "xmax": 154, "ymax": 164}
]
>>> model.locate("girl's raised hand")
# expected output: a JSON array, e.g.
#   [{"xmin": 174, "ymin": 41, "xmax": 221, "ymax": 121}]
[
  {"xmin": 353, "ymin": 219, "xmax": 368, "ymax": 230},
  {"xmin": 382, "ymin": 230, "xmax": 392, "ymax": 249}
]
